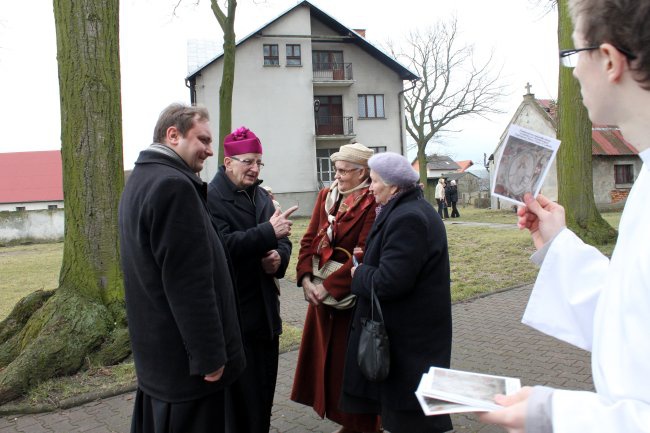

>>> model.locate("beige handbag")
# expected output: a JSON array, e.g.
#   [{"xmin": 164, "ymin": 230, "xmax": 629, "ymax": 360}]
[{"xmin": 311, "ymin": 247, "xmax": 357, "ymax": 310}]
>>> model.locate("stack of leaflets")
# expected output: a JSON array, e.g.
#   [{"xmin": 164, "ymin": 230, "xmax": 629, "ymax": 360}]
[{"xmin": 416, "ymin": 367, "xmax": 521, "ymax": 416}]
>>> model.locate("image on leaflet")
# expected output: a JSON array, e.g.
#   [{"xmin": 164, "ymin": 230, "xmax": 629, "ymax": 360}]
[
  {"xmin": 416, "ymin": 367, "xmax": 521, "ymax": 416},
  {"xmin": 492, "ymin": 124, "xmax": 560, "ymax": 206}
]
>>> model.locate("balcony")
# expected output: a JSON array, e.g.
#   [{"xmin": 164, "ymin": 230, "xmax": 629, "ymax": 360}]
[
  {"xmin": 313, "ymin": 63, "xmax": 353, "ymax": 86},
  {"xmin": 315, "ymin": 116, "xmax": 354, "ymax": 138}
]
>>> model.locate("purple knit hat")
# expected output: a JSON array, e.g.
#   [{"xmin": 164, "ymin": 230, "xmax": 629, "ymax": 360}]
[
  {"xmin": 368, "ymin": 152, "xmax": 419, "ymax": 187},
  {"xmin": 223, "ymin": 126, "xmax": 263, "ymax": 157}
]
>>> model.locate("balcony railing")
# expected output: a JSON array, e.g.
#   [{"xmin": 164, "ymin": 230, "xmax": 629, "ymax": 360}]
[
  {"xmin": 313, "ymin": 63, "xmax": 353, "ymax": 81},
  {"xmin": 315, "ymin": 116, "xmax": 354, "ymax": 136}
]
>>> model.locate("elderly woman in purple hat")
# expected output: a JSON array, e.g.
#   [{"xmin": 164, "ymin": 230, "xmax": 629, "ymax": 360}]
[{"xmin": 341, "ymin": 152, "xmax": 453, "ymax": 433}]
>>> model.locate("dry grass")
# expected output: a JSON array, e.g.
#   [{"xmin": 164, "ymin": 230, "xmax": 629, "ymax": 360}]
[{"xmin": 0, "ymin": 243, "xmax": 62, "ymax": 320}]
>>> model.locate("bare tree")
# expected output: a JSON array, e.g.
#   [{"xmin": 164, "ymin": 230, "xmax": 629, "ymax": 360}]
[
  {"xmin": 0, "ymin": 0, "xmax": 127, "ymax": 404},
  {"xmin": 555, "ymin": 0, "xmax": 616, "ymax": 243},
  {"xmin": 393, "ymin": 17, "xmax": 504, "ymax": 197}
]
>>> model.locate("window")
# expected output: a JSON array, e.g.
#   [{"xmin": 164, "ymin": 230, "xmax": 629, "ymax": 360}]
[
  {"xmin": 15, "ymin": 206, "xmax": 26, "ymax": 211},
  {"xmin": 263, "ymin": 44, "xmax": 279, "ymax": 65},
  {"xmin": 358, "ymin": 94, "xmax": 385, "ymax": 118},
  {"xmin": 316, "ymin": 148, "xmax": 337, "ymax": 186},
  {"xmin": 614, "ymin": 164, "xmax": 634, "ymax": 185},
  {"xmin": 48, "ymin": 204, "xmax": 58, "ymax": 210},
  {"xmin": 316, "ymin": 146, "xmax": 386, "ymax": 187},
  {"xmin": 312, "ymin": 50, "xmax": 343, "ymax": 71},
  {"xmin": 286, "ymin": 44, "xmax": 301, "ymax": 66}
]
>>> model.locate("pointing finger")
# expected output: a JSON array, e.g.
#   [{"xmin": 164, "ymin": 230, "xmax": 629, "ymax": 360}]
[{"xmin": 281, "ymin": 205, "xmax": 299, "ymax": 219}]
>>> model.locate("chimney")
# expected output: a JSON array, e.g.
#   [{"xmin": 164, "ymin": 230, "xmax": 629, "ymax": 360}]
[{"xmin": 353, "ymin": 29, "xmax": 366, "ymax": 38}]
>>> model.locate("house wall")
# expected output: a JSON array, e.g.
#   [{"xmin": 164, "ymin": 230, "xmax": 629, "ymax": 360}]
[
  {"xmin": 0, "ymin": 209, "xmax": 64, "ymax": 245},
  {"xmin": 457, "ymin": 174, "xmax": 486, "ymax": 206},
  {"xmin": 592, "ymin": 155, "xmax": 642, "ymax": 208},
  {"xmin": 194, "ymin": 5, "xmax": 408, "ymax": 215},
  {"xmin": 0, "ymin": 201, "xmax": 64, "ymax": 212}
]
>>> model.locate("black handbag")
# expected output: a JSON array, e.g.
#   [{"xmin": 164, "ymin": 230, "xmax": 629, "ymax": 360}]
[{"xmin": 357, "ymin": 282, "xmax": 390, "ymax": 382}]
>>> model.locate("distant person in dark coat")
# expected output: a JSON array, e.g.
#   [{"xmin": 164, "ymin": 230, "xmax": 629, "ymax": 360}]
[
  {"xmin": 207, "ymin": 126, "xmax": 296, "ymax": 433},
  {"xmin": 119, "ymin": 103, "xmax": 245, "ymax": 433},
  {"xmin": 446, "ymin": 179, "xmax": 460, "ymax": 218},
  {"xmin": 342, "ymin": 152, "xmax": 453, "ymax": 433}
]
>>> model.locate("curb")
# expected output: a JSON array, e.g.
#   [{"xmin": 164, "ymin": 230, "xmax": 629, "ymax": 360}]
[
  {"xmin": 0, "ymin": 383, "xmax": 138, "ymax": 416},
  {"xmin": 0, "ymin": 344, "xmax": 304, "ymax": 417}
]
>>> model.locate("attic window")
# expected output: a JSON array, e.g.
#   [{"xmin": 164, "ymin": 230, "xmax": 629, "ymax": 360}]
[
  {"xmin": 286, "ymin": 44, "xmax": 301, "ymax": 66},
  {"xmin": 263, "ymin": 44, "xmax": 279, "ymax": 66}
]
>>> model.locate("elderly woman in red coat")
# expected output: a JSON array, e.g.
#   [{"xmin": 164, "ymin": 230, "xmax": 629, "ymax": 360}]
[{"xmin": 291, "ymin": 143, "xmax": 381, "ymax": 433}]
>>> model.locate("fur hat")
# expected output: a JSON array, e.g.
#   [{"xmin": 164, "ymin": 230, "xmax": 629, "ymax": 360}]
[
  {"xmin": 368, "ymin": 152, "xmax": 419, "ymax": 187},
  {"xmin": 330, "ymin": 143, "xmax": 374, "ymax": 167},
  {"xmin": 224, "ymin": 126, "xmax": 263, "ymax": 157}
]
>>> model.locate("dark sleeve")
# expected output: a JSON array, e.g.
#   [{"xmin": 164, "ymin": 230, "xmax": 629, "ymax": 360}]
[
  {"xmin": 149, "ymin": 177, "xmax": 226, "ymax": 375},
  {"xmin": 352, "ymin": 209, "xmax": 438, "ymax": 302},
  {"xmin": 209, "ymin": 200, "xmax": 278, "ymax": 261},
  {"xmin": 274, "ymin": 235, "xmax": 292, "ymax": 279}
]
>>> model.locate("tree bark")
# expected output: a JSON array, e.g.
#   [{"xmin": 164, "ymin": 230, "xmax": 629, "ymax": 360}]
[
  {"xmin": 211, "ymin": 0, "xmax": 237, "ymax": 160},
  {"xmin": 0, "ymin": 0, "xmax": 128, "ymax": 404},
  {"xmin": 556, "ymin": 0, "xmax": 617, "ymax": 244}
]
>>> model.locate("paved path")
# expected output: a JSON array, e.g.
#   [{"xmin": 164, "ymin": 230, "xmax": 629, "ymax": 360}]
[{"xmin": 0, "ymin": 282, "xmax": 593, "ymax": 433}]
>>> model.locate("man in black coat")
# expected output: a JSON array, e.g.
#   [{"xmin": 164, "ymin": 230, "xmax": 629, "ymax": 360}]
[
  {"xmin": 207, "ymin": 126, "xmax": 296, "ymax": 433},
  {"xmin": 119, "ymin": 103, "xmax": 245, "ymax": 433},
  {"xmin": 446, "ymin": 179, "xmax": 460, "ymax": 218}
]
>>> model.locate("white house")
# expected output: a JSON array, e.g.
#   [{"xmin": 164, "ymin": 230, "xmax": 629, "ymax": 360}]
[
  {"xmin": 187, "ymin": 0, "xmax": 418, "ymax": 214},
  {"xmin": 489, "ymin": 85, "xmax": 640, "ymax": 210}
]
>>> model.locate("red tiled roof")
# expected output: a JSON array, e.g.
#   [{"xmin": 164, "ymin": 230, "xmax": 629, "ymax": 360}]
[
  {"xmin": 455, "ymin": 160, "xmax": 474, "ymax": 172},
  {"xmin": 0, "ymin": 150, "xmax": 63, "ymax": 203},
  {"xmin": 536, "ymin": 99, "xmax": 637, "ymax": 156},
  {"xmin": 591, "ymin": 126, "xmax": 638, "ymax": 155}
]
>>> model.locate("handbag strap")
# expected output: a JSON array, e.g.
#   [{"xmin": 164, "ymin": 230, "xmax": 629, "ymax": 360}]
[{"xmin": 370, "ymin": 282, "xmax": 384, "ymax": 323}]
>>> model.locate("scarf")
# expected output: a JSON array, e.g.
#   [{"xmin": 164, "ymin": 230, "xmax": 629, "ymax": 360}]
[{"xmin": 324, "ymin": 179, "xmax": 371, "ymax": 242}]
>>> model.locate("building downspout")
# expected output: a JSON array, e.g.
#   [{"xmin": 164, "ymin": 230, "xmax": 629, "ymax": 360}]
[
  {"xmin": 185, "ymin": 78, "xmax": 196, "ymax": 105},
  {"xmin": 398, "ymin": 79, "xmax": 418, "ymax": 156}
]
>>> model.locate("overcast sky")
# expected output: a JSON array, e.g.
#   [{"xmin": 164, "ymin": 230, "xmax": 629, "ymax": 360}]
[{"xmin": 0, "ymin": 0, "xmax": 558, "ymax": 170}]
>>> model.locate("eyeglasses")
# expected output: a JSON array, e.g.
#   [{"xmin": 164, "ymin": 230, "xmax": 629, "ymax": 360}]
[
  {"xmin": 559, "ymin": 45, "xmax": 637, "ymax": 68},
  {"xmin": 334, "ymin": 167, "xmax": 360, "ymax": 176},
  {"xmin": 230, "ymin": 156, "xmax": 265, "ymax": 168}
]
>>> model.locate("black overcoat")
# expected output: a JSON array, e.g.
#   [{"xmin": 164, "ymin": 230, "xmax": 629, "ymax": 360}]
[
  {"xmin": 207, "ymin": 166, "xmax": 291, "ymax": 339},
  {"xmin": 342, "ymin": 187, "xmax": 452, "ymax": 413},
  {"xmin": 445, "ymin": 184, "xmax": 458, "ymax": 203},
  {"xmin": 119, "ymin": 148, "xmax": 245, "ymax": 402}
]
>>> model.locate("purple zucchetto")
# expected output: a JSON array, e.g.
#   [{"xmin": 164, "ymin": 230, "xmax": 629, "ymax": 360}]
[
  {"xmin": 368, "ymin": 152, "xmax": 419, "ymax": 188},
  {"xmin": 224, "ymin": 126, "xmax": 263, "ymax": 157}
]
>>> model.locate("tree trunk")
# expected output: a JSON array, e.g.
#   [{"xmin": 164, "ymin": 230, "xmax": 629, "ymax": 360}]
[
  {"xmin": 416, "ymin": 145, "xmax": 435, "ymax": 204},
  {"xmin": 556, "ymin": 0, "xmax": 617, "ymax": 245},
  {"xmin": 215, "ymin": 0, "xmax": 237, "ymax": 160},
  {"xmin": 0, "ymin": 0, "xmax": 128, "ymax": 405}
]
